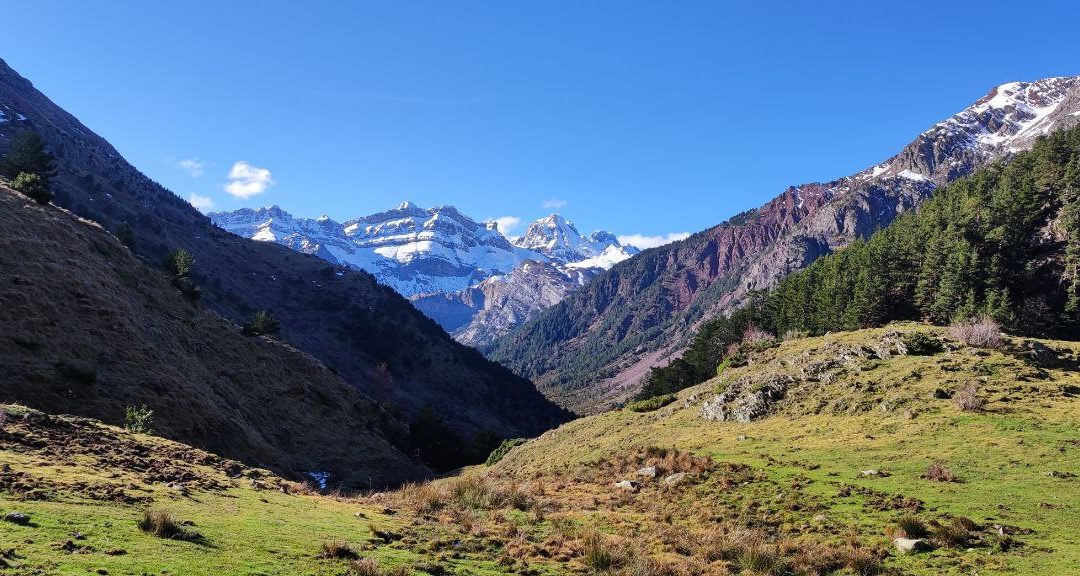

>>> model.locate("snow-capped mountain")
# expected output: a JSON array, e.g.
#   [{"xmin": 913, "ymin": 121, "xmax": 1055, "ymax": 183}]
[
  {"xmin": 490, "ymin": 75, "xmax": 1080, "ymax": 413},
  {"xmin": 210, "ymin": 203, "xmax": 636, "ymax": 344}
]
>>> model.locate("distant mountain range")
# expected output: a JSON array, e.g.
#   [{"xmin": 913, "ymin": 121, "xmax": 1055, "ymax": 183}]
[
  {"xmin": 488, "ymin": 76, "xmax": 1080, "ymax": 413},
  {"xmin": 211, "ymin": 205, "xmax": 638, "ymax": 346}
]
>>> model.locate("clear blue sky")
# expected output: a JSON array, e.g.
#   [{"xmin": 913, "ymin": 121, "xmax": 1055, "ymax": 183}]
[{"xmin": 4, "ymin": 1, "xmax": 1079, "ymax": 245}]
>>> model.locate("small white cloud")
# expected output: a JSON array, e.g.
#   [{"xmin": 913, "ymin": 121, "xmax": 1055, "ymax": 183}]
[
  {"xmin": 487, "ymin": 215, "xmax": 522, "ymax": 237},
  {"xmin": 617, "ymin": 232, "xmax": 691, "ymax": 250},
  {"xmin": 223, "ymin": 161, "xmax": 274, "ymax": 199},
  {"xmin": 188, "ymin": 193, "xmax": 215, "ymax": 212},
  {"xmin": 542, "ymin": 198, "xmax": 567, "ymax": 209},
  {"xmin": 178, "ymin": 157, "xmax": 205, "ymax": 178}
]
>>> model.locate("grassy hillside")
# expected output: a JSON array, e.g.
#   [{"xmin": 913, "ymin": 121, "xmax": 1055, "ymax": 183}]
[
  {"xmin": 4, "ymin": 324, "xmax": 1077, "ymax": 574},
  {"xmin": 0, "ymin": 185, "xmax": 428, "ymax": 487}
]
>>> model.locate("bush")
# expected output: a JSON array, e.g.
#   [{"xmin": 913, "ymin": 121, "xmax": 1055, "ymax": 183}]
[
  {"xmin": 0, "ymin": 132, "xmax": 56, "ymax": 181},
  {"xmin": 627, "ymin": 393, "xmax": 677, "ymax": 412},
  {"xmin": 242, "ymin": 310, "xmax": 280, "ymax": 337},
  {"xmin": 485, "ymin": 438, "xmax": 527, "ymax": 466},
  {"xmin": 137, "ymin": 509, "xmax": 198, "ymax": 541},
  {"xmin": 124, "ymin": 405, "xmax": 154, "ymax": 434},
  {"xmin": 951, "ymin": 383, "xmax": 984, "ymax": 412},
  {"xmin": 922, "ymin": 461, "xmax": 961, "ymax": 483},
  {"xmin": 12, "ymin": 172, "xmax": 52, "ymax": 204},
  {"xmin": 902, "ymin": 331, "xmax": 943, "ymax": 355},
  {"xmin": 317, "ymin": 540, "xmax": 359, "ymax": 560},
  {"xmin": 896, "ymin": 515, "xmax": 928, "ymax": 538},
  {"xmin": 935, "ymin": 517, "xmax": 976, "ymax": 548},
  {"xmin": 166, "ymin": 249, "xmax": 200, "ymax": 299},
  {"xmin": 948, "ymin": 316, "xmax": 1003, "ymax": 348}
]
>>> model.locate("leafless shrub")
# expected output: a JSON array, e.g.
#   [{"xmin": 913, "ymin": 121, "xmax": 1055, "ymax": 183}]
[
  {"xmin": 922, "ymin": 461, "xmax": 961, "ymax": 483},
  {"xmin": 952, "ymin": 383, "xmax": 985, "ymax": 412},
  {"xmin": 948, "ymin": 316, "xmax": 1004, "ymax": 348},
  {"xmin": 743, "ymin": 324, "xmax": 775, "ymax": 345}
]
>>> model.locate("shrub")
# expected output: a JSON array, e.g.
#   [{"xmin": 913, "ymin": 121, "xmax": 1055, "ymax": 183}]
[
  {"xmin": 948, "ymin": 316, "xmax": 1003, "ymax": 348},
  {"xmin": 935, "ymin": 517, "xmax": 976, "ymax": 548},
  {"xmin": 55, "ymin": 360, "xmax": 97, "ymax": 384},
  {"xmin": 12, "ymin": 172, "xmax": 52, "ymax": 204},
  {"xmin": 742, "ymin": 324, "xmax": 776, "ymax": 345},
  {"xmin": 166, "ymin": 249, "xmax": 200, "ymax": 299},
  {"xmin": 896, "ymin": 514, "xmax": 928, "ymax": 538},
  {"xmin": 317, "ymin": 540, "xmax": 359, "ymax": 560},
  {"xmin": 627, "ymin": 393, "xmax": 677, "ymax": 413},
  {"xmin": 903, "ymin": 331, "xmax": 943, "ymax": 355},
  {"xmin": 124, "ymin": 404, "xmax": 154, "ymax": 434},
  {"xmin": 922, "ymin": 461, "xmax": 961, "ymax": 483},
  {"xmin": 166, "ymin": 249, "xmax": 196, "ymax": 278},
  {"xmin": 115, "ymin": 223, "xmax": 136, "ymax": 249},
  {"xmin": 485, "ymin": 438, "xmax": 527, "ymax": 466},
  {"xmin": 951, "ymin": 383, "xmax": 984, "ymax": 412},
  {"xmin": 242, "ymin": 310, "xmax": 280, "ymax": 337},
  {"xmin": 137, "ymin": 509, "xmax": 198, "ymax": 541}
]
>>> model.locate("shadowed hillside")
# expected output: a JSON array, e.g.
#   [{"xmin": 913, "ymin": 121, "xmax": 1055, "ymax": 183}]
[{"xmin": 0, "ymin": 184, "xmax": 428, "ymax": 488}]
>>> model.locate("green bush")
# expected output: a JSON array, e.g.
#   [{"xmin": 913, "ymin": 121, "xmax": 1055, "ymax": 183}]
[
  {"xmin": 165, "ymin": 249, "xmax": 200, "ymax": 299},
  {"xmin": 627, "ymin": 393, "xmax": 677, "ymax": 412},
  {"xmin": 903, "ymin": 331, "xmax": 943, "ymax": 355},
  {"xmin": 485, "ymin": 438, "xmax": 527, "ymax": 466},
  {"xmin": 242, "ymin": 310, "xmax": 280, "ymax": 336},
  {"xmin": 124, "ymin": 404, "xmax": 154, "ymax": 434},
  {"xmin": 12, "ymin": 172, "xmax": 52, "ymax": 204}
]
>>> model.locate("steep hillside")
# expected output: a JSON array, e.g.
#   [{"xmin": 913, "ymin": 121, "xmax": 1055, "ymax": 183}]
[
  {"xmin": 0, "ymin": 58, "xmax": 568, "ymax": 452},
  {"xmin": 491, "ymin": 76, "xmax": 1080, "ymax": 413},
  {"xmin": 10, "ymin": 325, "xmax": 1074, "ymax": 574},
  {"xmin": 0, "ymin": 185, "xmax": 426, "ymax": 487}
]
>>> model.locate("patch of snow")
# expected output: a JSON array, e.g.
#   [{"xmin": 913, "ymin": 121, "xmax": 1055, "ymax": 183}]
[{"xmin": 898, "ymin": 169, "xmax": 928, "ymax": 182}]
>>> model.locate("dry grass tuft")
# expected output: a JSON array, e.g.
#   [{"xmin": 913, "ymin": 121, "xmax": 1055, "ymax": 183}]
[
  {"xmin": 137, "ymin": 509, "xmax": 199, "ymax": 542},
  {"xmin": 317, "ymin": 540, "xmax": 360, "ymax": 560}
]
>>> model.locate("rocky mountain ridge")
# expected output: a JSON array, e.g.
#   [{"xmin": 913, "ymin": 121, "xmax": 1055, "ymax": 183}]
[
  {"xmin": 489, "ymin": 75, "xmax": 1080, "ymax": 413},
  {"xmin": 211, "ymin": 205, "xmax": 637, "ymax": 346}
]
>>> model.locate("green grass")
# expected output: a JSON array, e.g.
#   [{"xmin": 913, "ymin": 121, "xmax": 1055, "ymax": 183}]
[
  {"xmin": 493, "ymin": 323, "xmax": 1080, "ymax": 575},
  {"xmin": 3, "ymin": 323, "xmax": 1078, "ymax": 574}
]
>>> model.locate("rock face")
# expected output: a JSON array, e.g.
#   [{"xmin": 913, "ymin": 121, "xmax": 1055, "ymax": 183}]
[
  {"xmin": 212, "ymin": 208, "xmax": 636, "ymax": 347},
  {"xmin": 490, "ymin": 76, "xmax": 1080, "ymax": 413},
  {"xmin": 0, "ymin": 57, "xmax": 568, "ymax": 452}
]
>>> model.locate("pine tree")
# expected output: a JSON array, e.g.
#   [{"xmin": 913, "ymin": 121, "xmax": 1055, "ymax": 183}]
[{"xmin": 0, "ymin": 132, "xmax": 56, "ymax": 181}]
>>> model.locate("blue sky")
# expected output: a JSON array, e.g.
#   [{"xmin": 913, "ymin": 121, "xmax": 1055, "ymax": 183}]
[{"xmin": 4, "ymin": 1, "xmax": 1080, "ymax": 247}]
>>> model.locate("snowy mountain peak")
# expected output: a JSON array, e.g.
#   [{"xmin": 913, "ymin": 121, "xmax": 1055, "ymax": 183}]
[{"xmin": 512, "ymin": 213, "xmax": 636, "ymax": 264}]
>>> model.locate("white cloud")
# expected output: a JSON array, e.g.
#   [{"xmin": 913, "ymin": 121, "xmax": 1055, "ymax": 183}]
[
  {"xmin": 542, "ymin": 198, "xmax": 568, "ymax": 209},
  {"xmin": 188, "ymin": 193, "xmax": 215, "ymax": 212},
  {"xmin": 178, "ymin": 157, "xmax": 205, "ymax": 178},
  {"xmin": 617, "ymin": 232, "xmax": 691, "ymax": 250},
  {"xmin": 223, "ymin": 161, "xmax": 274, "ymax": 199},
  {"xmin": 487, "ymin": 215, "xmax": 522, "ymax": 237}
]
